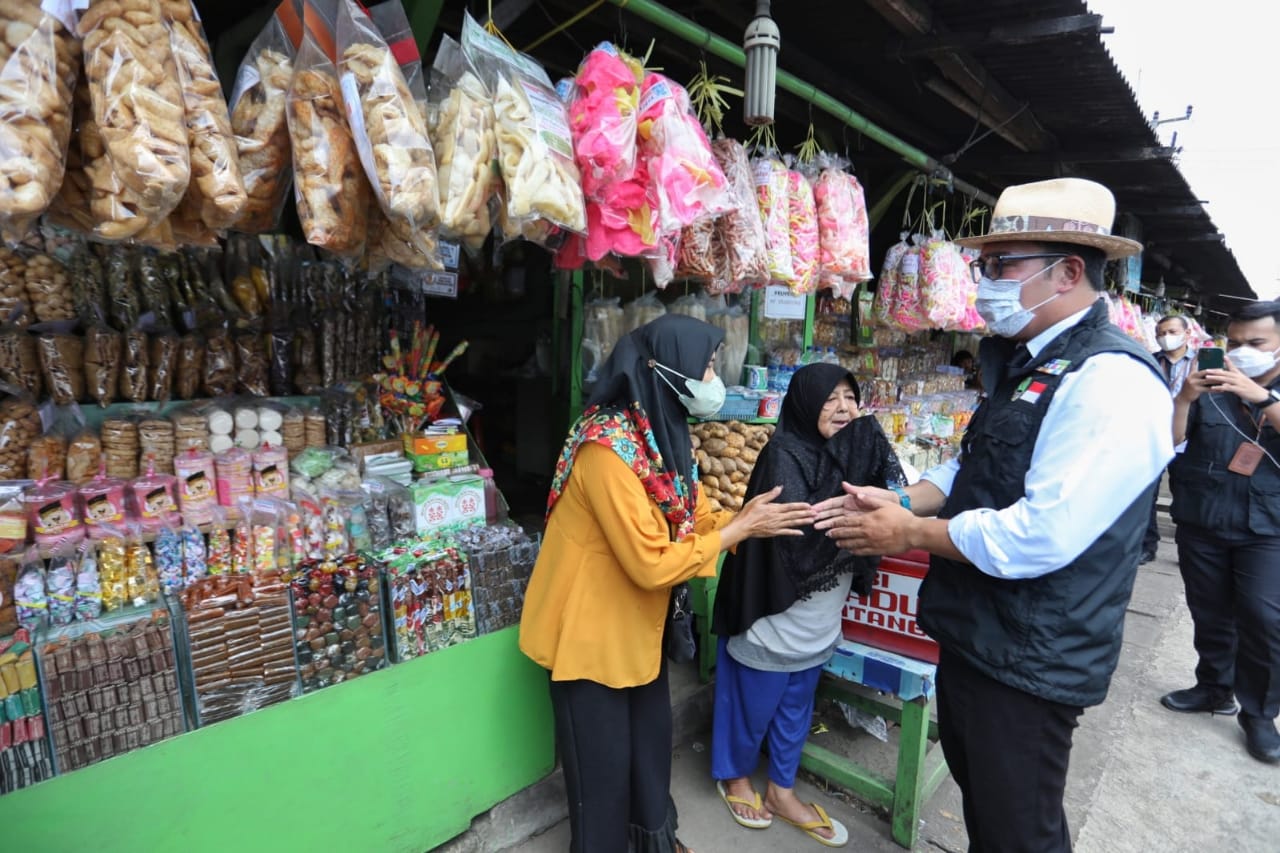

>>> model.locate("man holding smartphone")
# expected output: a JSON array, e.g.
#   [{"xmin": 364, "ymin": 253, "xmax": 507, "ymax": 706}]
[
  {"xmin": 1162, "ymin": 300, "xmax": 1280, "ymax": 764},
  {"xmin": 1141, "ymin": 315, "xmax": 1200, "ymax": 562}
]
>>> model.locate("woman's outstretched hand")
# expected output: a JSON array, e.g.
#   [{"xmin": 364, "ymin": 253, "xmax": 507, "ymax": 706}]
[{"xmin": 720, "ymin": 486, "xmax": 816, "ymax": 550}]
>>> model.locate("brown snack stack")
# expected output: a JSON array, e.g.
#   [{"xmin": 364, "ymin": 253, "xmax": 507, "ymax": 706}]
[
  {"xmin": 36, "ymin": 333, "xmax": 85, "ymax": 404},
  {"xmin": 101, "ymin": 417, "xmax": 140, "ymax": 479},
  {"xmin": 171, "ymin": 411, "xmax": 209, "ymax": 452},
  {"xmin": 0, "ymin": 248, "xmax": 30, "ymax": 327},
  {"xmin": 120, "ymin": 331, "xmax": 149, "ymax": 403},
  {"xmin": 27, "ymin": 434, "xmax": 67, "ymax": 480},
  {"xmin": 67, "ymin": 431, "xmax": 103, "ymax": 484},
  {"xmin": 0, "ymin": 328, "xmax": 41, "ymax": 395},
  {"xmin": 138, "ymin": 418, "xmax": 175, "ymax": 474},
  {"xmin": 24, "ymin": 254, "xmax": 75, "ymax": 322},
  {"xmin": 84, "ymin": 326, "xmax": 122, "ymax": 406}
]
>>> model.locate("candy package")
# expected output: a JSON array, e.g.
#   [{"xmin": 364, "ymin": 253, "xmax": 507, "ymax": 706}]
[
  {"xmin": 786, "ymin": 168, "xmax": 819, "ymax": 294},
  {"xmin": 97, "ymin": 534, "xmax": 127, "ymax": 611},
  {"xmin": 26, "ymin": 478, "xmax": 83, "ymax": 549},
  {"xmin": 14, "ymin": 547, "xmax": 47, "ymax": 631},
  {"xmin": 873, "ymin": 236, "xmax": 910, "ymax": 329},
  {"xmin": 920, "ymin": 236, "xmax": 969, "ymax": 330},
  {"xmin": 46, "ymin": 548, "xmax": 76, "ymax": 626},
  {"xmin": 229, "ymin": 0, "xmax": 302, "ymax": 232},
  {"xmin": 461, "ymin": 13, "xmax": 586, "ymax": 239},
  {"xmin": 74, "ymin": 540, "xmax": 102, "ymax": 621},
  {"xmin": 813, "ymin": 156, "xmax": 872, "ymax": 284},
  {"xmin": 78, "ymin": 469, "xmax": 129, "ymax": 539},
  {"xmin": 155, "ymin": 524, "xmax": 184, "ymax": 592}
]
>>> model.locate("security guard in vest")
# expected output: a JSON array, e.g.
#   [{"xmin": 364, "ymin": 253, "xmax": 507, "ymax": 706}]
[
  {"xmin": 1161, "ymin": 299, "xmax": 1280, "ymax": 764},
  {"xmin": 816, "ymin": 179, "xmax": 1173, "ymax": 851}
]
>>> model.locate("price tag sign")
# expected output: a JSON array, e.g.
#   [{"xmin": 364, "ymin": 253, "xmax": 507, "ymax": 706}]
[
  {"xmin": 763, "ymin": 286, "xmax": 806, "ymax": 320},
  {"xmin": 423, "ymin": 272, "xmax": 459, "ymax": 299},
  {"xmin": 439, "ymin": 241, "xmax": 461, "ymax": 271}
]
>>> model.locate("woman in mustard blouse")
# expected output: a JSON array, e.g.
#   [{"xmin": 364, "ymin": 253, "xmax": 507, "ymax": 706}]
[{"xmin": 520, "ymin": 315, "xmax": 814, "ymax": 853}]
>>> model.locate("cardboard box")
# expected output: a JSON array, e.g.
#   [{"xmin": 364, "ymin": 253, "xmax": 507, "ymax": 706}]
[
  {"xmin": 411, "ymin": 475, "xmax": 485, "ymax": 534},
  {"xmin": 841, "ymin": 550, "xmax": 939, "ymax": 664},
  {"xmin": 408, "ymin": 449, "xmax": 470, "ymax": 472},
  {"xmin": 403, "ymin": 432, "xmax": 468, "ymax": 457}
]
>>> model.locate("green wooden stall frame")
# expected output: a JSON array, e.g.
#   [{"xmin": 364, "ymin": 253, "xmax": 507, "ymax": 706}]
[{"xmin": 0, "ymin": 626, "xmax": 555, "ymax": 852}]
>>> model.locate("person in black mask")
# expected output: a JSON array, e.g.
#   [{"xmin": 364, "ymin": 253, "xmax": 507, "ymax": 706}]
[{"xmin": 710, "ymin": 363, "xmax": 904, "ymax": 848}]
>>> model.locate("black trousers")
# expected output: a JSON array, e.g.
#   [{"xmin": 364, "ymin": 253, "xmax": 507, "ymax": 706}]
[
  {"xmin": 936, "ymin": 650, "xmax": 1083, "ymax": 853},
  {"xmin": 1175, "ymin": 524, "xmax": 1280, "ymax": 721},
  {"xmin": 549, "ymin": 658, "xmax": 678, "ymax": 853},
  {"xmin": 1141, "ymin": 467, "xmax": 1167, "ymax": 555}
]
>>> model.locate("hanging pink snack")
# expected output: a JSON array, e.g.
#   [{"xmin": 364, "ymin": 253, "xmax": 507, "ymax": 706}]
[
  {"xmin": 752, "ymin": 153, "xmax": 793, "ymax": 285},
  {"xmin": 636, "ymin": 73, "xmax": 733, "ymax": 233},
  {"xmin": 813, "ymin": 158, "xmax": 872, "ymax": 285},
  {"xmin": 920, "ymin": 237, "xmax": 970, "ymax": 329},
  {"xmin": 253, "ymin": 444, "xmax": 290, "ymax": 498},
  {"xmin": 78, "ymin": 469, "xmax": 129, "ymax": 540},
  {"xmin": 27, "ymin": 478, "xmax": 84, "ymax": 549},
  {"xmin": 131, "ymin": 461, "xmax": 181, "ymax": 533},
  {"xmin": 175, "ymin": 448, "xmax": 217, "ymax": 526},
  {"xmin": 581, "ymin": 157, "xmax": 663, "ymax": 261},
  {"xmin": 568, "ymin": 43, "xmax": 640, "ymax": 200},
  {"xmin": 787, "ymin": 169, "xmax": 819, "ymax": 294},
  {"xmin": 891, "ymin": 240, "xmax": 926, "ymax": 332},
  {"xmin": 873, "ymin": 237, "xmax": 910, "ymax": 328}
]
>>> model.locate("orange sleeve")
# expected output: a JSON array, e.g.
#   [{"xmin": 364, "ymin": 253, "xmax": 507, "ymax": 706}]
[
  {"xmin": 693, "ymin": 482, "xmax": 734, "ymax": 536},
  {"xmin": 577, "ymin": 443, "xmax": 723, "ymax": 590}
]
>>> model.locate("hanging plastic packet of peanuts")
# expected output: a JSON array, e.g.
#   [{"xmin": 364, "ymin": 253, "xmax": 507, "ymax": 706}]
[
  {"xmin": 461, "ymin": 12, "xmax": 586, "ymax": 242},
  {"xmin": 79, "ymin": 0, "xmax": 191, "ymax": 224},
  {"xmin": 228, "ymin": 0, "xmax": 302, "ymax": 233},
  {"xmin": 160, "ymin": 0, "xmax": 248, "ymax": 233},
  {"xmin": 336, "ymin": 0, "xmax": 440, "ymax": 261},
  {"xmin": 427, "ymin": 35, "xmax": 498, "ymax": 253},
  {"xmin": 0, "ymin": 1, "xmax": 80, "ymax": 242},
  {"xmin": 711, "ymin": 138, "xmax": 769, "ymax": 290},
  {"xmin": 286, "ymin": 0, "xmax": 369, "ymax": 255}
]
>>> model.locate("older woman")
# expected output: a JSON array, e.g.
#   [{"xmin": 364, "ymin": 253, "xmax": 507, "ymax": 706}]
[
  {"xmin": 520, "ymin": 315, "xmax": 815, "ymax": 853},
  {"xmin": 710, "ymin": 363, "xmax": 905, "ymax": 848}
]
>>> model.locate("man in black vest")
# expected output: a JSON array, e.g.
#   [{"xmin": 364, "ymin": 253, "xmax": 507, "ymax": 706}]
[
  {"xmin": 1160, "ymin": 300, "xmax": 1280, "ymax": 764},
  {"xmin": 816, "ymin": 178, "xmax": 1173, "ymax": 851}
]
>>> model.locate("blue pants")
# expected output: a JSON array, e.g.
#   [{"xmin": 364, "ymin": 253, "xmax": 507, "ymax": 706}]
[{"xmin": 711, "ymin": 638, "xmax": 824, "ymax": 788}]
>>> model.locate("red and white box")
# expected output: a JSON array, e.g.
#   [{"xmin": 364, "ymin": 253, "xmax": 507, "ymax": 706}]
[{"xmin": 842, "ymin": 550, "xmax": 939, "ymax": 664}]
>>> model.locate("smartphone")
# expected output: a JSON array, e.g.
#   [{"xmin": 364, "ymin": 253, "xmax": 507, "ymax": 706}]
[{"xmin": 1197, "ymin": 347, "xmax": 1225, "ymax": 372}]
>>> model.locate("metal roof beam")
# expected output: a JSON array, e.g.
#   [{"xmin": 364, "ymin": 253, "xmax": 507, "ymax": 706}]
[
  {"xmin": 865, "ymin": 0, "xmax": 1056, "ymax": 152},
  {"xmin": 891, "ymin": 14, "xmax": 1111, "ymax": 59},
  {"xmin": 955, "ymin": 146, "xmax": 1177, "ymax": 173}
]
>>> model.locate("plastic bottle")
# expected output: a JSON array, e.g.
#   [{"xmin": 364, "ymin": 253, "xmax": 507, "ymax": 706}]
[
  {"xmin": 823, "ymin": 347, "xmax": 839, "ymax": 365},
  {"xmin": 479, "ymin": 468, "xmax": 499, "ymax": 526}
]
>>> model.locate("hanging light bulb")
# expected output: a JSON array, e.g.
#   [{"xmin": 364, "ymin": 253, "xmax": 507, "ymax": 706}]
[
  {"xmin": 1155, "ymin": 277, "xmax": 1166, "ymax": 298},
  {"xmin": 1194, "ymin": 301, "xmax": 1203, "ymax": 317},
  {"xmin": 743, "ymin": 0, "xmax": 779, "ymax": 126}
]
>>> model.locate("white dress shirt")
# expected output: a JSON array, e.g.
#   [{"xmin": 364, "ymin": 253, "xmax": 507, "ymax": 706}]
[{"xmin": 921, "ymin": 305, "xmax": 1175, "ymax": 580}]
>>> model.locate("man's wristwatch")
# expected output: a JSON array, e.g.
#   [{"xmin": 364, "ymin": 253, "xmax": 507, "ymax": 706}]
[
  {"xmin": 1262, "ymin": 388, "xmax": 1280, "ymax": 410},
  {"xmin": 889, "ymin": 484, "xmax": 911, "ymax": 510}
]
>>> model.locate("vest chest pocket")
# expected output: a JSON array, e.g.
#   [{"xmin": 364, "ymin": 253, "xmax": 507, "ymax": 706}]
[{"xmin": 979, "ymin": 406, "xmax": 1038, "ymax": 449}]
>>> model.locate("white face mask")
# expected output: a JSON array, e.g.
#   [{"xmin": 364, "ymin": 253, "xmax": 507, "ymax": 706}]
[
  {"xmin": 1157, "ymin": 333, "xmax": 1186, "ymax": 352},
  {"xmin": 975, "ymin": 259, "xmax": 1065, "ymax": 338},
  {"xmin": 1228, "ymin": 345, "xmax": 1280, "ymax": 378},
  {"xmin": 653, "ymin": 361, "xmax": 727, "ymax": 419}
]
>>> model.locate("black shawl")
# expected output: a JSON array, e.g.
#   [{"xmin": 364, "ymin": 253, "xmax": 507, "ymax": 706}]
[{"xmin": 712, "ymin": 363, "xmax": 906, "ymax": 638}]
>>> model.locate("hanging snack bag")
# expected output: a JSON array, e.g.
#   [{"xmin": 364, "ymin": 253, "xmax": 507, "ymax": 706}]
[
  {"xmin": 120, "ymin": 330, "xmax": 150, "ymax": 403},
  {"xmin": 920, "ymin": 236, "xmax": 969, "ymax": 330},
  {"xmin": 286, "ymin": 0, "xmax": 370, "ymax": 255},
  {"xmin": 710, "ymin": 138, "xmax": 769, "ymax": 289},
  {"xmin": 873, "ymin": 236, "xmax": 910, "ymax": 328},
  {"xmin": 79, "ymin": 0, "xmax": 191, "ymax": 223},
  {"xmin": 0, "ymin": 394, "xmax": 41, "ymax": 479},
  {"xmin": 786, "ymin": 168, "xmax": 820, "ymax": 294},
  {"xmin": 813, "ymin": 155, "xmax": 869, "ymax": 283},
  {"xmin": 568, "ymin": 42, "xmax": 640, "ymax": 199},
  {"xmin": 461, "ymin": 12, "xmax": 586, "ymax": 238},
  {"xmin": 636, "ymin": 72, "xmax": 733, "ymax": 234},
  {"xmin": 0, "ymin": 3, "xmax": 79, "ymax": 240},
  {"xmin": 0, "ymin": 327, "xmax": 42, "ymax": 397},
  {"xmin": 229, "ymin": 0, "xmax": 301, "ymax": 232},
  {"xmin": 161, "ymin": 0, "xmax": 248, "ymax": 231},
  {"xmin": 428, "ymin": 35, "xmax": 498, "ymax": 252},
  {"xmin": 336, "ymin": 0, "xmax": 439, "ymax": 258},
  {"xmin": 24, "ymin": 253, "xmax": 75, "ymax": 323},
  {"xmin": 36, "ymin": 332, "xmax": 85, "ymax": 405},
  {"xmin": 752, "ymin": 152, "xmax": 794, "ymax": 285},
  {"xmin": 66, "ymin": 428, "xmax": 102, "ymax": 484},
  {"xmin": 14, "ymin": 547, "xmax": 47, "ymax": 631},
  {"xmin": 131, "ymin": 461, "xmax": 181, "ymax": 533},
  {"xmin": 891, "ymin": 238, "xmax": 926, "ymax": 332},
  {"xmin": 84, "ymin": 325, "xmax": 122, "ymax": 407},
  {"xmin": 74, "ymin": 540, "xmax": 102, "ymax": 621}
]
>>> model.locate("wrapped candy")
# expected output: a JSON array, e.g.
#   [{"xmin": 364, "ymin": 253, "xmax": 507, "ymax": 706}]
[
  {"xmin": 786, "ymin": 169, "xmax": 819, "ymax": 294},
  {"xmin": 98, "ymin": 536, "xmax": 127, "ymax": 612},
  {"xmin": 155, "ymin": 525, "xmax": 183, "ymax": 592},
  {"xmin": 231, "ymin": 515, "xmax": 250, "ymax": 575},
  {"xmin": 207, "ymin": 525, "xmax": 231, "ymax": 575},
  {"xmin": 126, "ymin": 534, "xmax": 158, "ymax": 606},
  {"xmin": 920, "ymin": 237, "xmax": 970, "ymax": 330},
  {"xmin": 47, "ymin": 551, "xmax": 76, "ymax": 626},
  {"xmin": 74, "ymin": 541, "xmax": 102, "ymax": 621},
  {"xmin": 568, "ymin": 43, "xmax": 640, "ymax": 199},
  {"xmin": 711, "ymin": 138, "xmax": 769, "ymax": 289},
  {"xmin": 14, "ymin": 549, "xmax": 47, "ymax": 630},
  {"xmin": 636, "ymin": 73, "xmax": 732, "ymax": 233},
  {"xmin": 752, "ymin": 153, "xmax": 793, "ymax": 284},
  {"xmin": 181, "ymin": 524, "xmax": 206, "ymax": 584}
]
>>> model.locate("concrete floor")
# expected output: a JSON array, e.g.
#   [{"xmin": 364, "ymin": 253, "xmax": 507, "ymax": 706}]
[{"xmin": 510, "ymin": 530, "xmax": 1280, "ymax": 853}]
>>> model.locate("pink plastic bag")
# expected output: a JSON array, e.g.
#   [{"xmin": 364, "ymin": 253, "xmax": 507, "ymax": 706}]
[
  {"xmin": 569, "ymin": 43, "xmax": 640, "ymax": 199},
  {"xmin": 786, "ymin": 169, "xmax": 819, "ymax": 294},
  {"xmin": 921, "ymin": 238, "xmax": 969, "ymax": 329},
  {"xmin": 873, "ymin": 238, "xmax": 910, "ymax": 328}
]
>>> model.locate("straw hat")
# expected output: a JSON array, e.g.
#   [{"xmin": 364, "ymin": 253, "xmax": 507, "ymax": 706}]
[{"xmin": 956, "ymin": 178, "xmax": 1142, "ymax": 259}]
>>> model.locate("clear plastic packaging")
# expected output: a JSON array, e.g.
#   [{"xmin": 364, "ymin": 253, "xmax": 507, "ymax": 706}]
[
  {"xmin": 786, "ymin": 168, "xmax": 819, "ymax": 294},
  {"xmin": 26, "ymin": 478, "xmax": 84, "ymax": 549},
  {"xmin": 0, "ymin": 328, "xmax": 41, "ymax": 396},
  {"xmin": 84, "ymin": 325, "xmax": 122, "ymax": 406},
  {"xmin": 752, "ymin": 153, "xmax": 793, "ymax": 284},
  {"xmin": 623, "ymin": 291, "xmax": 667, "ymax": 334},
  {"xmin": 36, "ymin": 332, "xmax": 85, "ymax": 405},
  {"xmin": 568, "ymin": 43, "xmax": 639, "ymax": 199},
  {"xmin": 710, "ymin": 138, "xmax": 769, "ymax": 289},
  {"xmin": 80, "ymin": 0, "xmax": 191, "ymax": 224},
  {"xmin": 286, "ymin": 0, "xmax": 369, "ymax": 255},
  {"xmin": 14, "ymin": 547, "xmax": 47, "ymax": 631},
  {"xmin": 175, "ymin": 448, "xmax": 217, "ymax": 526},
  {"xmin": 78, "ymin": 469, "xmax": 129, "ymax": 539},
  {"xmin": 428, "ymin": 36, "xmax": 498, "ymax": 251},
  {"xmin": 0, "ymin": 6, "xmax": 79, "ymax": 239},
  {"xmin": 23, "ymin": 253, "xmax": 75, "ymax": 322}
]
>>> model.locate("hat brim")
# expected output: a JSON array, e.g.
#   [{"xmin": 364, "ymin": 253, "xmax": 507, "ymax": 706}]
[{"xmin": 954, "ymin": 230, "xmax": 1143, "ymax": 260}]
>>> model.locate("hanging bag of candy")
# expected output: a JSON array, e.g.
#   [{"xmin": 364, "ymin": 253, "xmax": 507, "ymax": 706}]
[
  {"xmin": 873, "ymin": 234, "xmax": 910, "ymax": 328},
  {"xmin": 891, "ymin": 237, "xmax": 926, "ymax": 332},
  {"xmin": 751, "ymin": 150, "xmax": 794, "ymax": 285},
  {"xmin": 813, "ymin": 153, "xmax": 864, "ymax": 285},
  {"xmin": 921, "ymin": 229, "xmax": 970, "ymax": 330},
  {"xmin": 786, "ymin": 158, "xmax": 820, "ymax": 295}
]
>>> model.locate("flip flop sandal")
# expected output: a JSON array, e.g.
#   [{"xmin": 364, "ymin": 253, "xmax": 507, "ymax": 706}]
[
  {"xmin": 715, "ymin": 779, "xmax": 772, "ymax": 829},
  {"xmin": 774, "ymin": 802, "xmax": 849, "ymax": 848}
]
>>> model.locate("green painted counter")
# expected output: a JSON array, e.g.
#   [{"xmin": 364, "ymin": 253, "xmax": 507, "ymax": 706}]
[{"xmin": 0, "ymin": 626, "xmax": 555, "ymax": 853}]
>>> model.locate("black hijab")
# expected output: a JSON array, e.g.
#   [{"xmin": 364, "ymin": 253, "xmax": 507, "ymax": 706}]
[
  {"xmin": 587, "ymin": 313, "xmax": 725, "ymax": 489},
  {"xmin": 711, "ymin": 363, "xmax": 906, "ymax": 639}
]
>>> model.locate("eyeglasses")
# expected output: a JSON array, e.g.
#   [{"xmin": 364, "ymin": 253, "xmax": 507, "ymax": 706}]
[{"xmin": 968, "ymin": 253, "xmax": 1069, "ymax": 285}]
